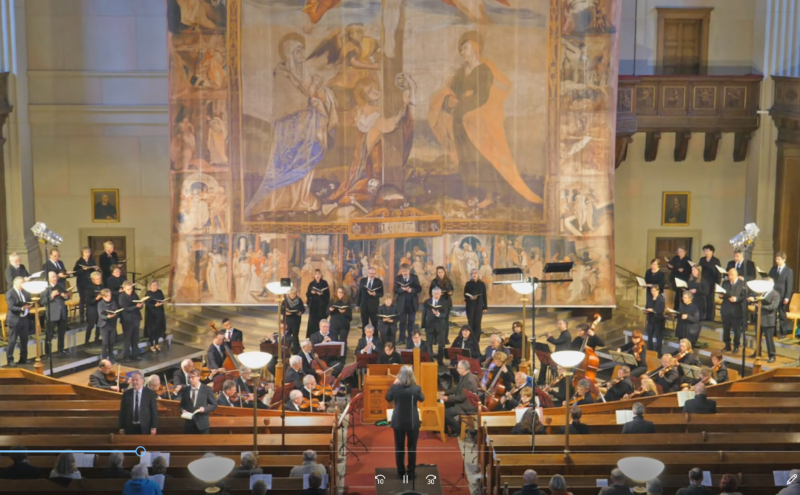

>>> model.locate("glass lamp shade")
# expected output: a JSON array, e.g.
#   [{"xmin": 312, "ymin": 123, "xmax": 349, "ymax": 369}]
[
  {"xmin": 512, "ymin": 282, "xmax": 537, "ymax": 295},
  {"xmin": 237, "ymin": 351, "xmax": 273, "ymax": 370},
  {"xmin": 188, "ymin": 456, "xmax": 235, "ymax": 483},
  {"xmin": 266, "ymin": 281, "xmax": 292, "ymax": 295},
  {"xmin": 617, "ymin": 457, "xmax": 665, "ymax": 483},
  {"xmin": 550, "ymin": 350, "xmax": 586, "ymax": 369},
  {"xmin": 746, "ymin": 279, "xmax": 774, "ymax": 294},
  {"xmin": 21, "ymin": 281, "xmax": 48, "ymax": 294}
]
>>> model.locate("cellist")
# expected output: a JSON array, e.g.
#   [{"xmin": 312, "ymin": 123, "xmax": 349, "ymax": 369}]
[{"xmin": 479, "ymin": 351, "xmax": 514, "ymax": 408}]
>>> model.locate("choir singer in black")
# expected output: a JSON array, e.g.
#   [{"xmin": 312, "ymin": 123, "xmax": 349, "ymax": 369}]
[
  {"xmin": 394, "ymin": 264, "xmax": 421, "ymax": 345},
  {"xmin": 386, "ymin": 365, "xmax": 425, "ymax": 479},
  {"xmin": 464, "ymin": 269, "xmax": 488, "ymax": 339},
  {"xmin": 357, "ymin": 267, "xmax": 383, "ymax": 334},
  {"xmin": 769, "ymin": 251, "xmax": 794, "ymax": 338}
]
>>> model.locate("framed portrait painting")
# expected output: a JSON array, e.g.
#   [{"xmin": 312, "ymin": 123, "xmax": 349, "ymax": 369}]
[
  {"xmin": 92, "ymin": 189, "xmax": 120, "ymax": 223},
  {"xmin": 662, "ymin": 192, "xmax": 690, "ymax": 226}
]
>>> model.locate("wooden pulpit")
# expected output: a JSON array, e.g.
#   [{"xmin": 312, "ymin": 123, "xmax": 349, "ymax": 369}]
[{"xmin": 362, "ymin": 364, "xmax": 403, "ymax": 424}]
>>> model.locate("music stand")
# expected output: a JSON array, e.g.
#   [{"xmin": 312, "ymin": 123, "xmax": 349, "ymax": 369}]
[
  {"xmin": 680, "ymin": 364, "xmax": 702, "ymax": 381},
  {"xmin": 341, "ymin": 392, "xmax": 368, "ymax": 461},
  {"xmin": 355, "ymin": 354, "xmax": 378, "ymax": 389},
  {"xmin": 446, "ymin": 348, "xmax": 471, "ymax": 362},
  {"xmin": 464, "ymin": 357, "xmax": 481, "ymax": 375},
  {"xmin": 399, "ymin": 350, "xmax": 431, "ymax": 364},
  {"xmin": 335, "ymin": 362, "xmax": 358, "ymax": 394},
  {"xmin": 608, "ymin": 351, "xmax": 638, "ymax": 367}
]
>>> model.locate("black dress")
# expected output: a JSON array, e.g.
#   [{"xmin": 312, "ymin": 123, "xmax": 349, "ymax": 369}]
[
  {"xmin": 84, "ymin": 282, "xmax": 105, "ymax": 344},
  {"xmin": 645, "ymin": 294, "xmax": 666, "ymax": 354},
  {"xmin": 699, "ymin": 256, "xmax": 721, "ymax": 320},
  {"xmin": 377, "ymin": 303, "xmax": 399, "ymax": 343},
  {"xmin": 144, "ymin": 289, "xmax": 167, "ymax": 346},
  {"xmin": 281, "ymin": 295, "xmax": 305, "ymax": 354},
  {"xmin": 644, "ymin": 270, "xmax": 666, "ymax": 292},
  {"xmin": 688, "ymin": 277, "xmax": 708, "ymax": 321},
  {"xmin": 327, "ymin": 299, "xmax": 353, "ymax": 351},
  {"xmin": 464, "ymin": 279, "xmax": 488, "ymax": 337},
  {"xmin": 306, "ymin": 280, "xmax": 330, "ymax": 338}
]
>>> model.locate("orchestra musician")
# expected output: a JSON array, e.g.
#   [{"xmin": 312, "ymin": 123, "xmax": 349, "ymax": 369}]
[
  {"xmin": 144, "ymin": 279, "xmax": 167, "ymax": 353},
  {"xmin": 97, "ymin": 288, "xmax": 118, "ymax": 362},
  {"xmin": 407, "ymin": 331, "xmax": 431, "ymax": 356},
  {"xmin": 654, "ymin": 354, "xmax": 680, "ymax": 393},
  {"xmin": 422, "ymin": 287, "xmax": 448, "ymax": 365},
  {"xmin": 286, "ymin": 390, "xmax": 305, "ymax": 412},
  {"xmin": 379, "ymin": 342, "xmax": 402, "ymax": 364},
  {"xmin": 699, "ymin": 245, "xmax": 721, "ymax": 322},
  {"xmin": 499, "ymin": 372, "xmax": 531, "ymax": 410},
  {"xmin": 542, "ymin": 319, "xmax": 571, "ymax": 385},
  {"xmin": 282, "ymin": 287, "xmax": 305, "ymax": 354},
  {"xmin": 543, "ymin": 365, "xmax": 567, "ymax": 406},
  {"xmin": 305, "ymin": 269, "xmax": 330, "ymax": 338},
  {"xmin": 146, "ymin": 375, "xmax": 170, "ymax": 400},
  {"xmin": 666, "ymin": 247, "xmax": 692, "ymax": 310},
  {"xmin": 601, "ymin": 365, "xmax": 634, "ymax": 402},
  {"xmin": 721, "ymin": 268, "xmax": 745, "ymax": 353},
  {"xmin": 482, "ymin": 334, "xmax": 511, "ymax": 366},
  {"xmin": 676, "ymin": 292, "xmax": 700, "ymax": 345},
  {"xmin": 300, "ymin": 375, "xmax": 327, "ymax": 412},
  {"xmin": 173, "ymin": 359, "xmax": 198, "ymax": 394},
  {"xmin": 309, "ymin": 320, "xmax": 344, "ymax": 373},
  {"xmin": 298, "ymin": 340, "xmax": 320, "ymax": 376},
  {"xmin": 506, "ymin": 321, "xmax": 523, "ymax": 368},
  {"xmin": 89, "ymin": 359, "xmax": 122, "ymax": 392},
  {"xmin": 377, "ymin": 295, "xmax": 398, "ymax": 344},
  {"xmin": 769, "ymin": 251, "xmax": 794, "ymax": 338},
  {"xmin": 217, "ymin": 380, "xmax": 243, "ymax": 407},
  {"xmin": 710, "ymin": 352, "xmax": 728, "ymax": 383},
  {"xmin": 644, "ymin": 285, "xmax": 666, "ymax": 354},
  {"xmin": 394, "ymin": 264, "xmax": 421, "ymax": 345},
  {"xmin": 355, "ymin": 324, "xmax": 382, "ymax": 355},
  {"xmin": 749, "ymin": 277, "xmax": 781, "ymax": 363},
  {"xmin": 570, "ymin": 322, "xmax": 605, "ymax": 351},
  {"xmin": 207, "ymin": 331, "xmax": 228, "ymax": 371},
  {"xmin": 644, "ymin": 258, "xmax": 665, "ymax": 292},
  {"xmin": 569, "ymin": 378, "xmax": 595, "ymax": 406},
  {"xmin": 74, "ymin": 247, "xmax": 96, "ymax": 324},
  {"xmin": 119, "ymin": 281, "xmax": 143, "ymax": 362},
  {"xmin": 623, "ymin": 374, "xmax": 658, "ymax": 400},
  {"xmin": 357, "ymin": 267, "xmax": 383, "ymax": 334},
  {"xmin": 451, "ymin": 325, "xmax": 480, "ymax": 365},
  {"xmin": 464, "ymin": 269, "xmax": 488, "ymax": 339},
  {"xmin": 236, "ymin": 367, "xmax": 269, "ymax": 409},
  {"xmin": 479, "ymin": 351, "xmax": 513, "ymax": 401},
  {"xmin": 98, "ymin": 240, "xmax": 120, "ymax": 283},
  {"xmin": 220, "ymin": 318, "xmax": 243, "ymax": 343},
  {"xmin": 84, "ymin": 272, "xmax": 104, "ymax": 346},
  {"xmin": 285, "ymin": 356, "xmax": 306, "ymax": 390},
  {"xmin": 684, "ymin": 366, "xmax": 717, "ymax": 390},
  {"xmin": 513, "ymin": 387, "xmax": 534, "ymax": 409},
  {"xmin": 42, "ymin": 271, "xmax": 70, "ymax": 356},
  {"xmin": 5, "ymin": 253, "xmax": 29, "ymax": 289},
  {"xmin": 687, "ymin": 265, "xmax": 708, "ymax": 321},
  {"xmin": 614, "ymin": 330, "xmax": 647, "ymax": 377},
  {"xmin": 328, "ymin": 287, "xmax": 353, "ymax": 351},
  {"xmin": 441, "ymin": 360, "xmax": 479, "ymax": 437},
  {"xmin": 5, "ymin": 276, "xmax": 32, "ymax": 366}
]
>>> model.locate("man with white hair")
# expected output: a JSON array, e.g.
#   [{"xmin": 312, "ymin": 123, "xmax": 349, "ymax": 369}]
[
  {"xmin": 511, "ymin": 469, "xmax": 541, "ymax": 495},
  {"xmin": 5, "ymin": 276, "xmax": 33, "ymax": 366},
  {"xmin": 5, "ymin": 253, "xmax": 29, "ymax": 288},
  {"xmin": 98, "ymin": 452, "xmax": 129, "ymax": 479},
  {"xmin": 482, "ymin": 334, "xmax": 510, "ymax": 365},
  {"xmin": 442, "ymin": 360, "xmax": 479, "ymax": 437},
  {"xmin": 299, "ymin": 339, "xmax": 317, "ymax": 375},
  {"xmin": 172, "ymin": 359, "xmax": 196, "ymax": 394},
  {"xmin": 301, "ymin": 375, "xmax": 326, "ymax": 412},
  {"xmin": 289, "ymin": 449, "xmax": 326, "ymax": 478},
  {"xmin": 422, "ymin": 287, "xmax": 448, "ymax": 365},
  {"xmin": 285, "ymin": 355, "xmax": 306, "ymax": 390},
  {"xmin": 123, "ymin": 463, "xmax": 163, "ymax": 495},
  {"xmin": 286, "ymin": 390, "xmax": 305, "ymax": 412},
  {"xmin": 118, "ymin": 370, "xmax": 158, "ymax": 436}
]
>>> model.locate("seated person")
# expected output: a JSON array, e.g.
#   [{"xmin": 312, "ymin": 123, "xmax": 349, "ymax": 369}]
[
  {"xmin": 559, "ymin": 405, "xmax": 589, "ymax": 434},
  {"xmin": 441, "ymin": 360, "xmax": 479, "ymax": 437},
  {"xmin": 300, "ymin": 375, "xmax": 327, "ymax": 412},
  {"xmin": 510, "ymin": 407, "xmax": 544, "ymax": 435},
  {"xmin": 569, "ymin": 378, "xmax": 595, "ymax": 406},
  {"xmin": 506, "ymin": 321, "xmax": 524, "ymax": 368},
  {"xmin": 499, "ymin": 372, "xmax": 532, "ymax": 410},
  {"xmin": 674, "ymin": 338, "xmax": 700, "ymax": 384},
  {"xmin": 623, "ymin": 373, "xmax": 658, "ymax": 400},
  {"xmin": 621, "ymin": 402, "xmax": 655, "ymax": 434},
  {"xmin": 675, "ymin": 467, "xmax": 714, "ymax": 495},
  {"xmin": 355, "ymin": 324, "xmax": 382, "ymax": 356},
  {"xmin": 98, "ymin": 452, "xmax": 130, "ymax": 478},
  {"xmin": 149, "ymin": 455, "xmax": 170, "ymax": 479},
  {"xmin": 406, "ymin": 331, "xmax": 431, "ymax": 355},
  {"xmin": 379, "ymin": 342, "xmax": 402, "ymax": 364},
  {"xmin": 601, "ymin": 365, "xmax": 634, "ymax": 402},
  {"xmin": 233, "ymin": 452, "xmax": 263, "ymax": 478},
  {"xmin": 50, "ymin": 452, "xmax": 81, "ymax": 481},
  {"xmin": 451, "ymin": 325, "xmax": 480, "ymax": 363},
  {"xmin": 482, "ymin": 334, "xmax": 510, "ymax": 367},
  {"xmin": 89, "ymin": 359, "xmax": 122, "ymax": 392},
  {"xmin": 543, "ymin": 365, "xmax": 567, "ymax": 406},
  {"xmin": 654, "ymin": 354, "xmax": 680, "ymax": 393},
  {"xmin": 682, "ymin": 383, "xmax": 717, "ymax": 414},
  {"xmin": 301, "ymin": 472, "xmax": 326, "ymax": 495},
  {"xmin": 122, "ymin": 464, "xmax": 163, "ymax": 495},
  {"xmin": 286, "ymin": 390, "xmax": 305, "ymax": 412},
  {"xmin": 0, "ymin": 448, "xmax": 40, "ymax": 479},
  {"xmin": 711, "ymin": 351, "xmax": 729, "ymax": 383},
  {"xmin": 216, "ymin": 379, "xmax": 242, "ymax": 407},
  {"xmin": 479, "ymin": 352, "xmax": 513, "ymax": 402},
  {"xmin": 570, "ymin": 322, "xmax": 605, "ymax": 351},
  {"xmin": 290, "ymin": 449, "xmax": 327, "ymax": 478},
  {"xmin": 513, "ymin": 386, "xmax": 534, "ymax": 409},
  {"xmin": 686, "ymin": 366, "xmax": 717, "ymax": 390},
  {"xmin": 615, "ymin": 330, "xmax": 648, "ymax": 377}
]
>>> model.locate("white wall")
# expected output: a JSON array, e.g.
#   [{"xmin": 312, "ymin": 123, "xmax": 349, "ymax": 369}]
[
  {"xmin": 619, "ymin": 0, "xmax": 757, "ymax": 74},
  {"xmin": 615, "ymin": 132, "xmax": 747, "ymax": 274},
  {"xmin": 25, "ymin": 0, "xmax": 170, "ymax": 274}
]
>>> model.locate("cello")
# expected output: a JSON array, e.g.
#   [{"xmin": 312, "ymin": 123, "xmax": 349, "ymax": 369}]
[
  {"xmin": 482, "ymin": 363, "xmax": 509, "ymax": 411},
  {"xmin": 573, "ymin": 315, "xmax": 602, "ymax": 388}
]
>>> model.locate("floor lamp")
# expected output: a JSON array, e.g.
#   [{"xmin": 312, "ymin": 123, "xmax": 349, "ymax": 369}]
[
  {"xmin": 746, "ymin": 279, "xmax": 774, "ymax": 373},
  {"xmin": 617, "ymin": 457, "xmax": 665, "ymax": 494},
  {"xmin": 188, "ymin": 456, "xmax": 235, "ymax": 494},
  {"xmin": 511, "ymin": 282, "xmax": 536, "ymax": 374},
  {"xmin": 266, "ymin": 281, "xmax": 292, "ymax": 385},
  {"xmin": 21, "ymin": 280, "xmax": 48, "ymax": 375},
  {"xmin": 237, "ymin": 351, "xmax": 273, "ymax": 457},
  {"xmin": 550, "ymin": 350, "xmax": 586, "ymax": 459}
]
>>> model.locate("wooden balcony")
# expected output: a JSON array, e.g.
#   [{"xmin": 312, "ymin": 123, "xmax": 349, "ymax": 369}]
[{"xmin": 615, "ymin": 74, "xmax": 762, "ymax": 166}]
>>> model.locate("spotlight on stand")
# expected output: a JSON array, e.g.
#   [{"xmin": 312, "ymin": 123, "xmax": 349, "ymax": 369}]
[
  {"xmin": 729, "ymin": 223, "xmax": 760, "ymax": 376},
  {"xmin": 188, "ymin": 456, "xmax": 235, "ymax": 494},
  {"xmin": 617, "ymin": 456, "xmax": 665, "ymax": 494},
  {"xmin": 30, "ymin": 222, "xmax": 63, "ymax": 246}
]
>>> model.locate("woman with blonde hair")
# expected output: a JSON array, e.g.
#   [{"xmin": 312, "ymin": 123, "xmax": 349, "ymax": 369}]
[{"xmin": 50, "ymin": 452, "xmax": 81, "ymax": 480}]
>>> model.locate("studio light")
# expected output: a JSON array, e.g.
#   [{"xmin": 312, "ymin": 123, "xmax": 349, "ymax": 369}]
[{"xmin": 30, "ymin": 222, "xmax": 63, "ymax": 246}]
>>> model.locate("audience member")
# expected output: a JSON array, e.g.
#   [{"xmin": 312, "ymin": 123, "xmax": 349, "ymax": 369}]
[
  {"xmin": 0, "ymin": 448, "xmax": 40, "ymax": 479},
  {"xmin": 98, "ymin": 452, "xmax": 130, "ymax": 478},
  {"xmin": 252, "ymin": 479, "xmax": 268, "ymax": 495},
  {"xmin": 234, "ymin": 452, "xmax": 263, "ymax": 478},
  {"xmin": 621, "ymin": 402, "xmax": 656, "ymax": 434},
  {"xmin": 548, "ymin": 473, "xmax": 572, "ymax": 495},
  {"xmin": 777, "ymin": 469, "xmax": 800, "ymax": 495},
  {"xmin": 299, "ymin": 472, "xmax": 325, "ymax": 495},
  {"xmin": 682, "ymin": 383, "xmax": 717, "ymax": 414},
  {"xmin": 122, "ymin": 463, "xmax": 163, "ymax": 495},
  {"xmin": 559, "ymin": 406, "xmax": 589, "ymax": 434},
  {"xmin": 675, "ymin": 468, "xmax": 714, "ymax": 495},
  {"xmin": 646, "ymin": 478, "xmax": 662, "ymax": 495},
  {"xmin": 150, "ymin": 455, "xmax": 171, "ymax": 479},
  {"xmin": 719, "ymin": 474, "xmax": 742, "ymax": 495},
  {"xmin": 49, "ymin": 452, "xmax": 81, "ymax": 480},
  {"xmin": 511, "ymin": 469, "xmax": 541, "ymax": 495},
  {"xmin": 510, "ymin": 408, "xmax": 543, "ymax": 435},
  {"xmin": 598, "ymin": 468, "xmax": 629, "ymax": 495},
  {"xmin": 290, "ymin": 450, "xmax": 327, "ymax": 478}
]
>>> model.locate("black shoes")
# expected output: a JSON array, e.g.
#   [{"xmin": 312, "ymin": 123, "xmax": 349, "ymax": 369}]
[
  {"xmin": 722, "ymin": 346, "xmax": 731, "ymax": 352},
  {"xmin": 768, "ymin": 357, "xmax": 776, "ymax": 363}
]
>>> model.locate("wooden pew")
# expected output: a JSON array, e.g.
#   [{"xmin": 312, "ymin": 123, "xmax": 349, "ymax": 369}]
[
  {"xmin": 0, "ymin": 478, "xmax": 304, "ymax": 494},
  {"xmin": 644, "ymin": 396, "xmax": 800, "ymax": 413},
  {"xmin": 725, "ymin": 382, "xmax": 800, "ymax": 396},
  {"xmin": 0, "ymin": 385, "xmax": 78, "ymax": 400}
]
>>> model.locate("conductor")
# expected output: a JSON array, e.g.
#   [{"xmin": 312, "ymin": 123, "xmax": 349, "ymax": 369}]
[{"xmin": 386, "ymin": 365, "xmax": 425, "ymax": 479}]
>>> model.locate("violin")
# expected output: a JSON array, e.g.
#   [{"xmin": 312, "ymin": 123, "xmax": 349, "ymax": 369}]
[
  {"xmin": 312, "ymin": 383, "xmax": 335, "ymax": 398},
  {"xmin": 543, "ymin": 374, "xmax": 565, "ymax": 393},
  {"xmin": 657, "ymin": 364, "xmax": 675, "ymax": 378},
  {"xmin": 711, "ymin": 362, "xmax": 723, "ymax": 373},
  {"xmin": 633, "ymin": 341, "xmax": 644, "ymax": 361},
  {"xmin": 600, "ymin": 374, "xmax": 627, "ymax": 393},
  {"xmin": 300, "ymin": 398, "xmax": 322, "ymax": 411},
  {"xmin": 568, "ymin": 393, "xmax": 585, "ymax": 406},
  {"xmin": 674, "ymin": 349, "xmax": 691, "ymax": 362},
  {"xmin": 624, "ymin": 387, "xmax": 652, "ymax": 400},
  {"xmin": 156, "ymin": 383, "xmax": 177, "ymax": 399},
  {"xmin": 105, "ymin": 371, "xmax": 128, "ymax": 386}
]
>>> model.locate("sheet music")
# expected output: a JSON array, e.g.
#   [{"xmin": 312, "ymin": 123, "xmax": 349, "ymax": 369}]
[
  {"xmin": 674, "ymin": 278, "xmax": 688, "ymax": 288},
  {"xmin": 716, "ymin": 265, "xmax": 728, "ymax": 275},
  {"xmin": 151, "ymin": 474, "xmax": 165, "ymax": 489},
  {"xmin": 314, "ymin": 341, "xmax": 345, "ymax": 357},
  {"xmin": 702, "ymin": 471, "xmax": 712, "ymax": 486},
  {"xmin": 635, "ymin": 276, "xmax": 647, "ymax": 287},
  {"xmin": 615, "ymin": 410, "xmax": 633, "ymax": 424},
  {"xmin": 677, "ymin": 390, "xmax": 696, "ymax": 407},
  {"xmin": 715, "ymin": 284, "xmax": 726, "ymax": 294}
]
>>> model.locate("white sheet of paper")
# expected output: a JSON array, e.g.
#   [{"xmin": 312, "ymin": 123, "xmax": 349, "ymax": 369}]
[
  {"xmin": 150, "ymin": 474, "xmax": 165, "ymax": 489},
  {"xmin": 250, "ymin": 474, "xmax": 273, "ymax": 489},
  {"xmin": 715, "ymin": 284, "xmax": 726, "ymax": 294},
  {"xmin": 387, "ymin": 408, "xmax": 421, "ymax": 423},
  {"xmin": 774, "ymin": 470, "xmax": 790, "ymax": 486},
  {"xmin": 71, "ymin": 453, "xmax": 94, "ymax": 468},
  {"xmin": 304, "ymin": 473, "xmax": 328, "ymax": 489},
  {"xmin": 140, "ymin": 452, "xmax": 170, "ymax": 467},
  {"xmin": 716, "ymin": 265, "xmax": 728, "ymax": 275},
  {"xmin": 677, "ymin": 390, "xmax": 696, "ymax": 407},
  {"xmin": 615, "ymin": 410, "xmax": 633, "ymax": 424},
  {"xmin": 28, "ymin": 271, "xmax": 44, "ymax": 279},
  {"xmin": 596, "ymin": 479, "xmax": 609, "ymax": 487},
  {"xmin": 636, "ymin": 276, "xmax": 647, "ymax": 287},
  {"xmin": 702, "ymin": 471, "xmax": 712, "ymax": 486},
  {"xmin": 674, "ymin": 278, "xmax": 688, "ymax": 288}
]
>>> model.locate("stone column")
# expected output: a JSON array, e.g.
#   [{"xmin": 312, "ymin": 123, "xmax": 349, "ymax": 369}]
[{"xmin": 0, "ymin": 0, "xmax": 41, "ymax": 288}]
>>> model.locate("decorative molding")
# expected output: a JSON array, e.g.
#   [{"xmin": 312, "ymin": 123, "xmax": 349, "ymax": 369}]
[
  {"xmin": 771, "ymin": 77, "xmax": 800, "ymax": 145},
  {"xmin": 615, "ymin": 135, "xmax": 633, "ymax": 169},
  {"xmin": 27, "ymin": 70, "xmax": 167, "ymax": 79},
  {"xmin": 644, "ymin": 132, "xmax": 661, "ymax": 162},
  {"xmin": 703, "ymin": 131, "xmax": 721, "ymax": 162},
  {"xmin": 28, "ymin": 104, "xmax": 168, "ymax": 126},
  {"xmin": 673, "ymin": 131, "xmax": 691, "ymax": 161},
  {"xmin": 733, "ymin": 132, "xmax": 753, "ymax": 162}
]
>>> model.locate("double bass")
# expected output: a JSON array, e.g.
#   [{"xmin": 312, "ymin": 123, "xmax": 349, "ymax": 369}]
[
  {"xmin": 573, "ymin": 315, "xmax": 602, "ymax": 388},
  {"xmin": 482, "ymin": 364, "xmax": 509, "ymax": 411},
  {"xmin": 208, "ymin": 322, "xmax": 242, "ymax": 392}
]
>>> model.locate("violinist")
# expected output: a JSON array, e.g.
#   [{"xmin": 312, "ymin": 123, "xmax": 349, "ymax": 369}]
[
  {"xmin": 464, "ymin": 269, "xmax": 488, "ymax": 339},
  {"xmin": 217, "ymin": 380, "xmax": 243, "ymax": 407},
  {"xmin": 236, "ymin": 367, "xmax": 269, "ymax": 409},
  {"xmin": 710, "ymin": 351, "xmax": 728, "ymax": 383},
  {"xmin": 569, "ymin": 378, "xmax": 595, "ymax": 406},
  {"xmin": 286, "ymin": 390, "xmax": 305, "ymax": 412},
  {"xmin": 615, "ymin": 330, "xmax": 647, "ymax": 377},
  {"xmin": 451, "ymin": 325, "xmax": 480, "ymax": 365},
  {"xmin": 479, "ymin": 352, "xmax": 513, "ymax": 402},
  {"xmin": 305, "ymin": 269, "xmax": 330, "ymax": 338},
  {"xmin": 328, "ymin": 287, "xmax": 353, "ymax": 351},
  {"xmin": 676, "ymin": 291, "xmax": 701, "ymax": 345},
  {"xmin": 356, "ymin": 324, "xmax": 381, "ymax": 356},
  {"xmin": 544, "ymin": 365, "xmax": 567, "ymax": 406},
  {"xmin": 298, "ymin": 340, "xmax": 318, "ymax": 376},
  {"xmin": 570, "ymin": 323, "xmax": 604, "ymax": 351},
  {"xmin": 600, "ymin": 365, "xmax": 633, "ymax": 402},
  {"xmin": 207, "ymin": 331, "xmax": 228, "ymax": 371},
  {"xmin": 482, "ymin": 334, "xmax": 510, "ymax": 366},
  {"xmin": 654, "ymin": 354, "xmax": 680, "ymax": 393},
  {"xmin": 172, "ymin": 359, "xmax": 199, "ymax": 394},
  {"xmin": 282, "ymin": 287, "xmax": 304, "ymax": 354},
  {"xmin": 623, "ymin": 374, "xmax": 658, "ymax": 400},
  {"xmin": 377, "ymin": 295, "xmax": 398, "ymax": 344},
  {"xmin": 441, "ymin": 360, "xmax": 479, "ymax": 437},
  {"xmin": 285, "ymin": 356, "xmax": 307, "ymax": 390},
  {"xmin": 499, "ymin": 372, "xmax": 531, "ymax": 410},
  {"xmin": 644, "ymin": 285, "xmax": 666, "ymax": 354},
  {"xmin": 684, "ymin": 366, "xmax": 717, "ymax": 391},
  {"xmin": 674, "ymin": 338, "xmax": 700, "ymax": 384},
  {"xmin": 379, "ymin": 342, "xmax": 402, "ymax": 364},
  {"xmin": 300, "ymin": 375, "xmax": 327, "ymax": 412},
  {"xmin": 89, "ymin": 359, "xmax": 122, "ymax": 392},
  {"xmin": 146, "ymin": 374, "xmax": 170, "ymax": 400}
]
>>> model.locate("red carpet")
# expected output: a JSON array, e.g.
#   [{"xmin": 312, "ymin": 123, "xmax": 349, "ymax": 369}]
[{"xmin": 344, "ymin": 422, "xmax": 471, "ymax": 495}]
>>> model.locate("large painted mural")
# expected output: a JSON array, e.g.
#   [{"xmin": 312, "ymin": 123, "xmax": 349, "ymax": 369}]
[{"xmin": 168, "ymin": 0, "xmax": 620, "ymax": 307}]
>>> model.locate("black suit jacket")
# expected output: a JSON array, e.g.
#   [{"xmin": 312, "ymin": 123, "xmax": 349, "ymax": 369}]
[
  {"xmin": 355, "ymin": 336, "xmax": 382, "ymax": 355},
  {"xmin": 721, "ymin": 279, "xmax": 745, "ymax": 319},
  {"xmin": 482, "ymin": 345, "xmax": 511, "ymax": 363},
  {"xmin": 207, "ymin": 343, "xmax": 227, "ymax": 370},
  {"xmin": 285, "ymin": 400, "xmax": 304, "ymax": 412},
  {"xmin": 759, "ymin": 290, "xmax": 781, "ymax": 327},
  {"xmin": 0, "ymin": 460, "xmax": 40, "ymax": 479},
  {"xmin": 285, "ymin": 367, "xmax": 305, "ymax": 390},
  {"xmin": 5, "ymin": 288, "xmax": 32, "ymax": 329},
  {"xmin": 5, "ymin": 264, "xmax": 29, "ymax": 289},
  {"xmin": 357, "ymin": 277, "xmax": 383, "ymax": 313},
  {"xmin": 99, "ymin": 251, "xmax": 119, "ymax": 281},
  {"xmin": 44, "ymin": 259, "xmax": 67, "ymax": 276},
  {"xmin": 386, "ymin": 384, "xmax": 425, "ymax": 430},
  {"xmin": 118, "ymin": 292, "xmax": 142, "ymax": 327},
  {"xmin": 769, "ymin": 265, "xmax": 794, "ymax": 302},
  {"xmin": 223, "ymin": 328, "xmax": 244, "ymax": 342},
  {"xmin": 216, "ymin": 394, "xmax": 241, "ymax": 407},
  {"xmin": 421, "ymin": 298, "xmax": 447, "ymax": 331},
  {"xmin": 726, "ymin": 260, "xmax": 757, "ymax": 281},
  {"xmin": 451, "ymin": 335, "xmax": 480, "ymax": 360},
  {"xmin": 118, "ymin": 387, "xmax": 159, "ymax": 434},
  {"xmin": 406, "ymin": 341, "xmax": 431, "ymax": 356},
  {"xmin": 621, "ymin": 416, "xmax": 655, "ymax": 434},
  {"xmin": 677, "ymin": 303, "xmax": 700, "ymax": 341},
  {"xmin": 180, "ymin": 384, "xmax": 217, "ymax": 430},
  {"xmin": 394, "ymin": 274, "xmax": 421, "ymax": 312},
  {"xmin": 173, "ymin": 369, "xmax": 192, "ymax": 388},
  {"xmin": 683, "ymin": 394, "xmax": 717, "ymax": 414},
  {"xmin": 298, "ymin": 351, "xmax": 316, "ymax": 375}
]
